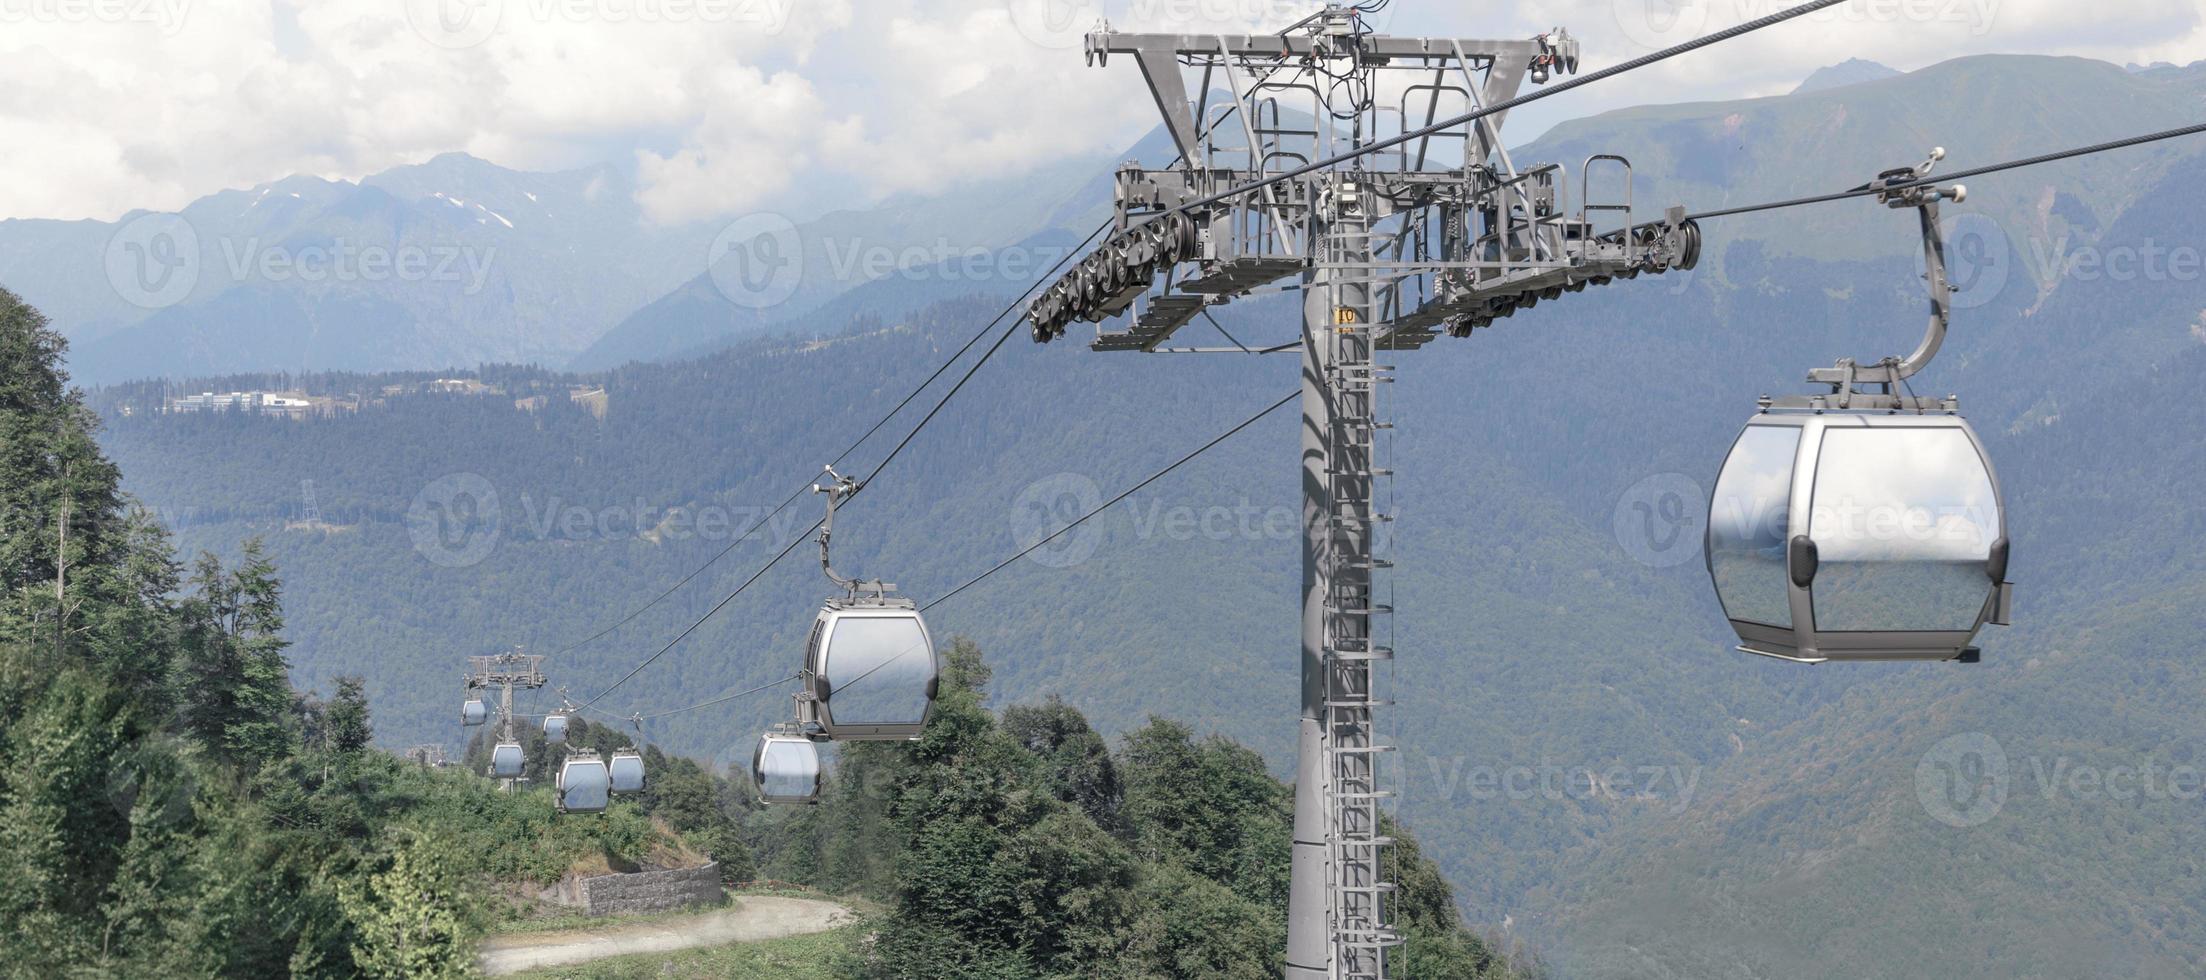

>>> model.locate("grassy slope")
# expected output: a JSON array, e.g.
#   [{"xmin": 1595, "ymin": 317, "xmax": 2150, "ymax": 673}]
[{"xmin": 503, "ymin": 924, "xmax": 862, "ymax": 980}]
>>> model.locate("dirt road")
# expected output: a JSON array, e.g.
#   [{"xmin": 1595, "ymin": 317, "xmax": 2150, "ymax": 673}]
[{"xmin": 478, "ymin": 896, "xmax": 855, "ymax": 975}]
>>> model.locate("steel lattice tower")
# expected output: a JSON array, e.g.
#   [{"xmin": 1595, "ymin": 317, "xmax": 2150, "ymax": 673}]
[{"xmin": 1026, "ymin": 8, "xmax": 1699, "ymax": 975}]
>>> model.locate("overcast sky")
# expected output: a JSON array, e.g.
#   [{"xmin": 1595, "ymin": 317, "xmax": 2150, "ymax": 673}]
[{"xmin": 1, "ymin": 0, "xmax": 2200, "ymax": 224}]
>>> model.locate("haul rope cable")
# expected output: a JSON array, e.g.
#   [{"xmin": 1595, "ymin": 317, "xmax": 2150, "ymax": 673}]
[
  {"xmin": 1166, "ymin": 0, "xmax": 1851, "ymax": 216},
  {"xmin": 617, "ymin": 390, "xmax": 1296, "ymax": 719},
  {"xmin": 574, "ymin": 224, "xmax": 1115, "ymax": 711},
  {"xmin": 548, "ymin": 220, "xmax": 1112, "ymax": 660}
]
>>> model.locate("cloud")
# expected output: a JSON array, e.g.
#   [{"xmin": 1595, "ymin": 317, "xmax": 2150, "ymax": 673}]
[{"xmin": 0, "ymin": 0, "xmax": 2199, "ymax": 222}]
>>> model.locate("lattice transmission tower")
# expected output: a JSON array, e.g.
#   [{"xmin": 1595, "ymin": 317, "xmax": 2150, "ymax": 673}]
[{"xmin": 1025, "ymin": 8, "xmax": 1699, "ymax": 977}]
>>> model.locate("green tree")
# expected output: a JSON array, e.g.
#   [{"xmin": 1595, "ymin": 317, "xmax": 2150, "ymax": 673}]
[
  {"xmin": 0, "ymin": 287, "xmax": 127, "ymax": 661},
  {"xmin": 326, "ymin": 675, "xmax": 373, "ymax": 754},
  {"xmin": 177, "ymin": 540, "xmax": 297, "ymax": 769},
  {"xmin": 1003, "ymin": 695, "xmax": 1125, "ymax": 834},
  {"xmin": 340, "ymin": 831, "xmax": 480, "ymax": 980}
]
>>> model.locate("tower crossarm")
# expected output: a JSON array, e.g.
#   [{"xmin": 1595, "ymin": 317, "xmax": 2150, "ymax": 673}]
[{"xmin": 1026, "ymin": 9, "xmax": 1697, "ymax": 354}]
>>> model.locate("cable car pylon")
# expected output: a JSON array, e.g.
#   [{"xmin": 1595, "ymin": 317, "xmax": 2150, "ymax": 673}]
[
  {"xmin": 1016, "ymin": 5, "xmax": 1756, "ymax": 974},
  {"xmin": 464, "ymin": 649, "xmax": 547, "ymax": 786}
]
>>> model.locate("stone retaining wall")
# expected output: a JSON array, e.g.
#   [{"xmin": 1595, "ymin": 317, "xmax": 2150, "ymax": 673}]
[{"xmin": 581, "ymin": 863, "xmax": 725, "ymax": 917}]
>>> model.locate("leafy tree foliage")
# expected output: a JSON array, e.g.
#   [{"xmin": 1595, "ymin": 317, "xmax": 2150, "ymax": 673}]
[
  {"xmin": 340, "ymin": 831, "xmax": 480, "ymax": 979},
  {"xmin": 0, "ymin": 288, "xmax": 528, "ymax": 976},
  {"xmin": 762, "ymin": 638, "xmax": 1530, "ymax": 979},
  {"xmin": 325, "ymin": 674, "xmax": 374, "ymax": 753},
  {"xmin": 0, "ymin": 285, "xmax": 1517, "ymax": 976},
  {"xmin": 177, "ymin": 540, "xmax": 298, "ymax": 770}
]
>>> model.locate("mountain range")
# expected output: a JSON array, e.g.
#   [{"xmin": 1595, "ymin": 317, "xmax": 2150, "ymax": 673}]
[
  {"xmin": 0, "ymin": 146, "xmax": 1117, "ymax": 385},
  {"xmin": 34, "ymin": 54, "xmax": 2204, "ymax": 386},
  {"xmin": 33, "ymin": 53, "xmax": 2206, "ymax": 978}
]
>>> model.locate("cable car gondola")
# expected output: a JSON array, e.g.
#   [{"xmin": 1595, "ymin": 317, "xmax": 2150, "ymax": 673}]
[
  {"xmin": 752, "ymin": 729, "xmax": 822, "ymax": 805},
  {"xmin": 542, "ymin": 712, "xmax": 569, "ymax": 744},
  {"xmin": 490, "ymin": 741, "xmax": 525, "ymax": 778},
  {"xmin": 608, "ymin": 748, "xmax": 646, "ymax": 794},
  {"xmin": 460, "ymin": 697, "xmax": 488, "ymax": 727},
  {"xmin": 1707, "ymin": 152, "xmax": 2011, "ymax": 664},
  {"xmin": 800, "ymin": 467, "xmax": 940, "ymax": 741},
  {"xmin": 556, "ymin": 750, "xmax": 610, "ymax": 814}
]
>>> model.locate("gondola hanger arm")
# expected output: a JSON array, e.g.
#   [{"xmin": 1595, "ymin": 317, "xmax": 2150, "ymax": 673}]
[
  {"xmin": 813, "ymin": 465, "xmax": 891, "ymax": 598},
  {"xmin": 1807, "ymin": 147, "xmax": 1966, "ymax": 391}
]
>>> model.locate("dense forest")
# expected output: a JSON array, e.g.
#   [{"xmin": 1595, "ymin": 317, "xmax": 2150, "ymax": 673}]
[
  {"xmin": 73, "ymin": 153, "xmax": 2206, "ymax": 974},
  {"xmin": 2, "ymin": 284, "xmax": 1531, "ymax": 976}
]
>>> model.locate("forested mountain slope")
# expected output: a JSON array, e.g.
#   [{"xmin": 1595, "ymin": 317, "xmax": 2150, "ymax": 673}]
[
  {"xmin": 2, "ymin": 284, "xmax": 1530, "ymax": 978},
  {"xmin": 60, "ymin": 53, "xmax": 2206, "ymax": 979}
]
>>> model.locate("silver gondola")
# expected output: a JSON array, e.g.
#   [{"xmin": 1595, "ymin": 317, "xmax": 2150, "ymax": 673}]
[
  {"xmin": 804, "ymin": 598, "xmax": 938, "ymax": 740},
  {"xmin": 752, "ymin": 730, "xmax": 822, "ymax": 805},
  {"xmin": 460, "ymin": 697, "xmax": 488, "ymax": 727},
  {"xmin": 608, "ymin": 748, "xmax": 646, "ymax": 794},
  {"xmin": 800, "ymin": 467, "xmax": 939, "ymax": 742},
  {"xmin": 1710, "ymin": 413, "xmax": 2008, "ymax": 662},
  {"xmin": 542, "ymin": 712, "xmax": 570, "ymax": 744},
  {"xmin": 556, "ymin": 749, "xmax": 610, "ymax": 814},
  {"xmin": 1707, "ymin": 152, "xmax": 2011, "ymax": 664},
  {"xmin": 490, "ymin": 741, "xmax": 525, "ymax": 778}
]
